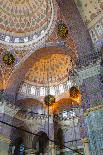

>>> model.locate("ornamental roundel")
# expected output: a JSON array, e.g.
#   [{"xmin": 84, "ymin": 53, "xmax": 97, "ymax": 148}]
[
  {"xmin": 57, "ymin": 22, "xmax": 68, "ymax": 39},
  {"xmin": 0, "ymin": 0, "xmax": 56, "ymax": 45},
  {"xmin": 2, "ymin": 52, "xmax": 15, "ymax": 66}
]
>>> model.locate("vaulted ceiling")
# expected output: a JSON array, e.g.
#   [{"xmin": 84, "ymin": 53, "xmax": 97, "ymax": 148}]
[
  {"xmin": 0, "ymin": 0, "xmax": 56, "ymax": 45},
  {"xmin": 1, "ymin": 0, "xmax": 101, "ymax": 99}
]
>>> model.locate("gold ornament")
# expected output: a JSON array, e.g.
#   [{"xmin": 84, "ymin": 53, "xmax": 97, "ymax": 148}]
[
  {"xmin": 70, "ymin": 86, "xmax": 80, "ymax": 99},
  {"xmin": 57, "ymin": 23, "xmax": 68, "ymax": 39},
  {"xmin": 44, "ymin": 95, "xmax": 55, "ymax": 106},
  {"xmin": 3, "ymin": 52, "xmax": 15, "ymax": 66}
]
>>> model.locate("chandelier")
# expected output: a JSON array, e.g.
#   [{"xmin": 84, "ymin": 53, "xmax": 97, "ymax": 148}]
[
  {"xmin": 44, "ymin": 94, "xmax": 55, "ymax": 106},
  {"xmin": 3, "ymin": 51, "xmax": 15, "ymax": 66},
  {"xmin": 70, "ymin": 86, "xmax": 80, "ymax": 99},
  {"xmin": 57, "ymin": 22, "xmax": 68, "ymax": 39}
]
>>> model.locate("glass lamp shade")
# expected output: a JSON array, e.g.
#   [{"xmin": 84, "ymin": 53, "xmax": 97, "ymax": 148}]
[
  {"xmin": 44, "ymin": 95, "xmax": 55, "ymax": 106},
  {"xmin": 3, "ymin": 52, "xmax": 15, "ymax": 65},
  {"xmin": 69, "ymin": 86, "xmax": 80, "ymax": 99}
]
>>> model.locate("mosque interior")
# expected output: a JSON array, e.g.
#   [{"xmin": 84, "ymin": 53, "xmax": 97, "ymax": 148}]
[{"xmin": 0, "ymin": 0, "xmax": 103, "ymax": 155}]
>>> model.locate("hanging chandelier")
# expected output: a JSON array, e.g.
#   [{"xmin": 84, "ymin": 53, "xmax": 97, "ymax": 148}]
[
  {"xmin": 69, "ymin": 86, "xmax": 80, "ymax": 99},
  {"xmin": 57, "ymin": 22, "xmax": 68, "ymax": 39},
  {"xmin": 3, "ymin": 51, "xmax": 15, "ymax": 66},
  {"xmin": 44, "ymin": 94, "xmax": 55, "ymax": 106}
]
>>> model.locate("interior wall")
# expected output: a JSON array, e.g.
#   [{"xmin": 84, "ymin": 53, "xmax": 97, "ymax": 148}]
[
  {"xmin": 0, "ymin": 141, "xmax": 10, "ymax": 155},
  {"xmin": 74, "ymin": 0, "xmax": 103, "ymax": 48}
]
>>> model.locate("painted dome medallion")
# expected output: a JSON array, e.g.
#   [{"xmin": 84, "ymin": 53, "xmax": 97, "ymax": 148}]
[{"xmin": 0, "ymin": 0, "xmax": 56, "ymax": 46}]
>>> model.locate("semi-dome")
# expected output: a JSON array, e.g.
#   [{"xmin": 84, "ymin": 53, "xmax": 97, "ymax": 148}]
[{"xmin": 25, "ymin": 53, "xmax": 72, "ymax": 86}]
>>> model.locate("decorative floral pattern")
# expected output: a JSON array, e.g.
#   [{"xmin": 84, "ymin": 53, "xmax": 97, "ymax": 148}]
[
  {"xmin": 25, "ymin": 54, "xmax": 72, "ymax": 86},
  {"xmin": 74, "ymin": 0, "xmax": 103, "ymax": 25},
  {"xmin": 0, "ymin": 0, "xmax": 56, "ymax": 45}
]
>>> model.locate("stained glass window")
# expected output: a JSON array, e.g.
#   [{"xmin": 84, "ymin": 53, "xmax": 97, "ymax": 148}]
[
  {"xmin": 40, "ymin": 87, "xmax": 45, "ymax": 96},
  {"xmin": 59, "ymin": 84, "xmax": 64, "ymax": 93},
  {"xmin": 50, "ymin": 86, "xmax": 55, "ymax": 95},
  {"xmin": 31, "ymin": 86, "xmax": 36, "ymax": 95}
]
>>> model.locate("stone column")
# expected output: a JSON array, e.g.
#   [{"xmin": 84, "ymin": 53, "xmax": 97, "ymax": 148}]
[
  {"xmin": 82, "ymin": 137, "xmax": 90, "ymax": 155},
  {"xmin": 48, "ymin": 141, "xmax": 56, "ymax": 155},
  {"xmin": 53, "ymin": 115, "xmax": 65, "ymax": 155}
]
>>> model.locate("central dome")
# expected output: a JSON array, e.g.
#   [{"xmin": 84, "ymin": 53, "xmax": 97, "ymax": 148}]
[{"xmin": 0, "ymin": 0, "xmax": 56, "ymax": 45}]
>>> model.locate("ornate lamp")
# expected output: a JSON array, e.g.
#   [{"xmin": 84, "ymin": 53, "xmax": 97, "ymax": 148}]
[
  {"xmin": 44, "ymin": 95, "xmax": 55, "ymax": 106},
  {"xmin": 3, "ymin": 52, "xmax": 15, "ymax": 66},
  {"xmin": 57, "ymin": 22, "xmax": 68, "ymax": 39},
  {"xmin": 69, "ymin": 86, "xmax": 80, "ymax": 99}
]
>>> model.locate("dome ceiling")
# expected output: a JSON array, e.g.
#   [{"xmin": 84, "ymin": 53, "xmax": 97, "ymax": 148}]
[
  {"xmin": 25, "ymin": 53, "xmax": 72, "ymax": 86},
  {"xmin": 0, "ymin": 0, "xmax": 56, "ymax": 45}
]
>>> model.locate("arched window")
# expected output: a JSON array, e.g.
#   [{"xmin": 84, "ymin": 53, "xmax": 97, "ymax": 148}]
[
  {"xmin": 59, "ymin": 84, "xmax": 64, "ymax": 93},
  {"xmin": 50, "ymin": 86, "xmax": 55, "ymax": 95},
  {"xmin": 40, "ymin": 87, "xmax": 45, "ymax": 96},
  {"xmin": 31, "ymin": 86, "xmax": 36, "ymax": 95}
]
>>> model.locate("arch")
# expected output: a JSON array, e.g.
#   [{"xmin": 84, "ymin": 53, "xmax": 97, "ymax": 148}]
[
  {"xmin": 16, "ymin": 98, "xmax": 47, "ymax": 115},
  {"xmin": 5, "ymin": 45, "xmax": 76, "ymax": 101},
  {"xmin": 13, "ymin": 137, "xmax": 25, "ymax": 155},
  {"xmin": 16, "ymin": 98, "xmax": 43, "ymax": 107},
  {"xmin": 9, "ymin": 123, "xmax": 32, "ymax": 155},
  {"xmin": 10, "ymin": 126, "xmax": 26, "ymax": 155},
  {"xmin": 56, "ymin": 0, "xmax": 94, "ymax": 58},
  {"xmin": 32, "ymin": 131, "xmax": 49, "ymax": 154},
  {"xmin": 10, "ymin": 125, "xmax": 27, "ymax": 145}
]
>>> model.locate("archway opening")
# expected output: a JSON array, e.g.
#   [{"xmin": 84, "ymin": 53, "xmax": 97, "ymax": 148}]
[{"xmin": 33, "ymin": 131, "xmax": 49, "ymax": 154}]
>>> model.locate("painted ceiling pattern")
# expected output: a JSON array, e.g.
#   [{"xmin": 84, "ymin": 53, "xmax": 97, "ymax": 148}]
[
  {"xmin": 74, "ymin": 0, "xmax": 103, "ymax": 25},
  {"xmin": 25, "ymin": 54, "xmax": 72, "ymax": 86},
  {"xmin": 0, "ymin": 0, "xmax": 56, "ymax": 45}
]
